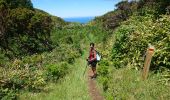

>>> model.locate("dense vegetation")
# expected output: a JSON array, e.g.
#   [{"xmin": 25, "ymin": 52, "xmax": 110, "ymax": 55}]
[
  {"xmin": 1, "ymin": 0, "xmax": 170, "ymax": 99},
  {"xmin": 0, "ymin": 0, "xmax": 74, "ymax": 99},
  {"xmin": 95, "ymin": 0, "xmax": 170, "ymax": 99}
]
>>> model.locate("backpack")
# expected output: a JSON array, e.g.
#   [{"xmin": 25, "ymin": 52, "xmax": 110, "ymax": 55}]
[{"xmin": 96, "ymin": 50, "xmax": 101, "ymax": 62}]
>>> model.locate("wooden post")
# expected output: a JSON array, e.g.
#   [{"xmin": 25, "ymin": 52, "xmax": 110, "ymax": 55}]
[{"xmin": 142, "ymin": 45, "xmax": 155, "ymax": 80}]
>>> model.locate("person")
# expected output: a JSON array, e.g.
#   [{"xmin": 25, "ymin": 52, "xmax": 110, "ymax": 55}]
[{"xmin": 87, "ymin": 43, "xmax": 97, "ymax": 79}]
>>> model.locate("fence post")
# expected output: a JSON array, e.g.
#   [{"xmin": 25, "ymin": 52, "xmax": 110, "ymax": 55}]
[{"xmin": 142, "ymin": 45, "xmax": 155, "ymax": 80}]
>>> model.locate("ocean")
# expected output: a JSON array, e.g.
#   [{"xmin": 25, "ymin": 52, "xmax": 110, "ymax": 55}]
[{"xmin": 63, "ymin": 17, "xmax": 95, "ymax": 24}]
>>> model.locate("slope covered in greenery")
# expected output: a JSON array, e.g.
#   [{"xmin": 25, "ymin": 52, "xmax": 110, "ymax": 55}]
[
  {"xmin": 0, "ymin": 0, "xmax": 66, "ymax": 59},
  {"xmin": 0, "ymin": 0, "xmax": 73, "ymax": 99},
  {"xmin": 94, "ymin": 0, "xmax": 170, "ymax": 99},
  {"xmin": 1, "ymin": 0, "xmax": 170, "ymax": 100}
]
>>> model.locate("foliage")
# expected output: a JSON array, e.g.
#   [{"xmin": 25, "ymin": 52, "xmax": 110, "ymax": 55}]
[
  {"xmin": 0, "ymin": 50, "xmax": 70, "ymax": 99},
  {"xmin": 19, "ymin": 59, "xmax": 91, "ymax": 100},
  {"xmin": 98, "ymin": 67, "xmax": 170, "ymax": 100},
  {"xmin": 0, "ymin": 63, "xmax": 46, "ymax": 99},
  {"xmin": 0, "ymin": 0, "xmax": 67, "ymax": 58},
  {"xmin": 92, "ymin": 0, "xmax": 170, "ymax": 30},
  {"xmin": 111, "ymin": 15, "xmax": 170, "ymax": 70},
  {"xmin": 5, "ymin": 0, "xmax": 33, "ymax": 9},
  {"xmin": 46, "ymin": 62, "xmax": 69, "ymax": 81},
  {"xmin": 138, "ymin": 0, "xmax": 170, "ymax": 15},
  {"xmin": 92, "ymin": 1, "xmax": 138, "ymax": 29},
  {"xmin": 95, "ymin": 4, "xmax": 170, "ymax": 100},
  {"xmin": 0, "ymin": 21, "xmax": 97, "ymax": 99},
  {"xmin": 0, "ymin": 88, "xmax": 17, "ymax": 100},
  {"xmin": 95, "ymin": 0, "xmax": 170, "ymax": 99},
  {"xmin": 1, "ymin": 0, "xmax": 170, "ymax": 99}
]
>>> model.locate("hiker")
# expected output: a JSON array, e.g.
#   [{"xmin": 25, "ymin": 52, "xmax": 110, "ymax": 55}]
[{"xmin": 87, "ymin": 43, "xmax": 97, "ymax": 78}]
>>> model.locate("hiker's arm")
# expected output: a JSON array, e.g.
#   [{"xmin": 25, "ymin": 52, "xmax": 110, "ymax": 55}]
[
  {"xmin": 87, "ymin": 50, "xmax": 91, "ymax": 60},
  {"xmin": 87, "ymin": 53, "xmax": 90, "ymax": 61}
]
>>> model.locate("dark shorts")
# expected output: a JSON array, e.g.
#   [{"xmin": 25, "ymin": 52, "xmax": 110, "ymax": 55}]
[{"xmin": 89, "ymin": 60, "xmax": 97, "ymax": 68}]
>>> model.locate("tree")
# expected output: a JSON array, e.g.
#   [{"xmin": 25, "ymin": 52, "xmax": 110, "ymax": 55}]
[
  {"xmin": 0, "ymin": 0, "xmax": 55, "ymax": 57},
  {"xmin": 0, "ymin": 0, "xmax": 9, "ymax": 51},
  {"xmin": 6, "ymin": 0, "xmax": 33, "ymax": 9}
]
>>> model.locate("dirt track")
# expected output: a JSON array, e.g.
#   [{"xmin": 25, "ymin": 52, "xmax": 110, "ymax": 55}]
[{"xmin": 88, "ymin": 69, "xmax": 104, "ymax": 100}]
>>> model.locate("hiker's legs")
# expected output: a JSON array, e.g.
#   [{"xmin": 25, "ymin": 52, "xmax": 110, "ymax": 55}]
[
  {"xmin": 90, "ymin": 61, "xmax": 97, "ymax": 78},
  {"xmin": 92, "ymin": 67, "xmax": 97, "ymax": 76}
]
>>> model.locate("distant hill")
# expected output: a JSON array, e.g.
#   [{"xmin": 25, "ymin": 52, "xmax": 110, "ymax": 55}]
[
  {"xmin": 92, "ymin": 0, "xmax": 170, "ymax": 29},
  {"xmin": 0, "ymin": 0, "xmax": 66, "ymax": 58}
]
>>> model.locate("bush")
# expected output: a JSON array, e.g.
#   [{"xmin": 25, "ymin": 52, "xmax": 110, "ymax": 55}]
[
  {"xmin": 0, "ymin": 2, "xmax": 55, "ymax": 58},
  {"xmin": 46, "ymin": 62, "xmax": 69, "ymax": 81},
  {"xmin": 0, "ymin": 88, "xmax": 17, "ymax": 100},
  {"xmin": 111, "ymin": 15, "xmax": 170, "ymax": 71},
  {"xmin": 0, "ymin": 65, "xmax": 46, "ymax": 99},
  {"xmin": 97, "ymin": 65, "xmax": 110, "ymax": 91}
]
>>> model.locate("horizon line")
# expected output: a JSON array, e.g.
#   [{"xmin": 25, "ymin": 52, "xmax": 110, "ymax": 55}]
[
  {"xmin": 62, "ymin": 16, "xmax": 97, "ymax": 19},
  {"xmin": 60, "ymin": 16, "xmax": 97, "ymax": 19}
]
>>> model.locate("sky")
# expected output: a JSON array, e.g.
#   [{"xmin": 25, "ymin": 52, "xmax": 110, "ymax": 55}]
[{"xmin": 31, "ymin": 0, "xmax": 123, "ymax": 18}]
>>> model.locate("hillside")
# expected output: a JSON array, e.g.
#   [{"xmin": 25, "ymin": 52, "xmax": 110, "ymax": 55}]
[
  {"xmin": 0, "ymin": 0, "xmax": 66, "ymax": 59},
  {"xmin": 92, "ymin": 0, "xmax": 170, "ymax": 99},
  {"xmin": 1, "ymin": 0, "xmax": 170, "ymax": 100}
]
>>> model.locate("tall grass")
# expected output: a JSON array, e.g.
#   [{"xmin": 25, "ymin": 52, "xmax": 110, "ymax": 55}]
[
  {"xmin": 19, "ymin": 50, "xmax": 91, "ymax": 100},
  {"xmin": 98, "ymin": 66, "xmax": 170, "ymax": 100}
]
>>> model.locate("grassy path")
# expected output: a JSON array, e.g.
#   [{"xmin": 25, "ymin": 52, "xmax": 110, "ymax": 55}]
[
  {"xmin": 19, "ymin": 55, "xmax": 91, "ymax": 100},
  {"xmin": 19, "ymin": 33, "xmax": 105, "ymax": 100}
]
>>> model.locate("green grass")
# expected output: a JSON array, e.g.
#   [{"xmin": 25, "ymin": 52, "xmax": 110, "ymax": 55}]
[
  {"xmin": 97, "ymin": 66, "xmax": 170, "ymax": 100},
  {"xmin": 19, "ymin": 54, "xmax": 91, "ymax": 100}
]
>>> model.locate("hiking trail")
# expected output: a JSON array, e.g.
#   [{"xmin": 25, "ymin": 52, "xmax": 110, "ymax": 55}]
[
  {"xmin": 19, "ymin": 51, "xmax": 104, "ymax": 100},
  {"xmin": 87, "ymin": 69, "xmax": 105, "ymax": 100}
]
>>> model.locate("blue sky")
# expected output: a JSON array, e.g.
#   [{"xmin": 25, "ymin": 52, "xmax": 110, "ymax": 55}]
[{"xmin": 31, "ymin": 0, "xmax": 123, "ymax": 18}]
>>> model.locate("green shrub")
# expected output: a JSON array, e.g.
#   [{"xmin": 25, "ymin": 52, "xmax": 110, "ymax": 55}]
[
  {"xmin": 97, "ymin": 65, "xmax": 110, "ymax": 91},
  {"xmin": 111, "ymin": 15, "xmax": 170, "ymax": 70},
  {"xmin": 0, "ymin": 66, "xmax": 46, "ymax": 90},
  {"xmin": 0, "ymin": 2, "xmax": 55, "ymax": 58},
  {"xmin": 46, "ymin": 62, "xmax": 69, "ymax": 81},
  {"xmin": 0, "ymin": 88, "xmax": 17, "ymax": 100}
]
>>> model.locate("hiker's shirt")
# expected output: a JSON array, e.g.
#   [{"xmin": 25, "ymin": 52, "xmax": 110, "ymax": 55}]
[{"xmin": 89, "ymin": 49, "xmax": 97, "ymax": 62}]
